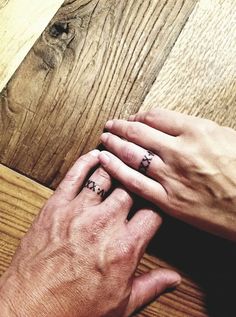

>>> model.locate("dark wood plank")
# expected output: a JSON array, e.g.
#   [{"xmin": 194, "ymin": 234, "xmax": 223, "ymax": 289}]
[{"xmin": 0, "ymin": 0, "xmax": 197, "ymax": 188}]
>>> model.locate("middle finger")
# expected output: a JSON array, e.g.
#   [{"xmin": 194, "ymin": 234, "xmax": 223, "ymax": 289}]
[
  {"xmin": 105, "ymin": 119, "xmax": 175, "ymax": 156},
  {"xmin": 101, "ymin": 132, "xmax": 166, "ymax": 183}
]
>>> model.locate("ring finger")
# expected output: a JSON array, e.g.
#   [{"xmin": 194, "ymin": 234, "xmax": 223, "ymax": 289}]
[
  {"xmin": 76, "ymin": 166, "xmax": 112, "ymax": 206},
  {"xmin": 100, "ymin": 132, "xmax": 166, "ymax": 183}
]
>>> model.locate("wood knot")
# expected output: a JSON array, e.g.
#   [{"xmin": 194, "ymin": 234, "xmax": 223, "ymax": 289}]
[{"xmin": 49, "ymin": 22, "xmax": 69, "ymax": 38}]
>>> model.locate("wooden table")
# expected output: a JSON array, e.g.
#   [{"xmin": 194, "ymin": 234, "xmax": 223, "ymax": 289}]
[{"xmin": 0, "ymin": 0, "xmax": 236, "ymax": 316}]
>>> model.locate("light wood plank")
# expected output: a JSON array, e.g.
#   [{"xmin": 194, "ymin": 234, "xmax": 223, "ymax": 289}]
[
  {"xmin": 0, "ymin": 164, "xmax": 209, "ymax": 317},
  {"xmin": 0, "ymin": 0, "xmax": 64, "ymax": 93},
  {"xmin": 142, "ymin": 0, "xmax": 236, "ymax": 126},
  {"xmin": 0, "ymin": 0, "xmax": 197, "ymax": 188}
]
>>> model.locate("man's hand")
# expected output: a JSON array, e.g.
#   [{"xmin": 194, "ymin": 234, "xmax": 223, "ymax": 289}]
[
  {"xmin": 0, "ymin": 150, "xmax": 180, "ymax": 317},
  {"xmin": 99, "ymin": 108, "xmax": 236, "ymax": 241}
]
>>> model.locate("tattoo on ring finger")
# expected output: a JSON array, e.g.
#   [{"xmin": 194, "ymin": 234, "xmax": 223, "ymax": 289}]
[
  {"xmin": 84, "ymin": 179, "xmax": 106, "ymax": 197},
  {"xmin": 139, "ymin": 151, "xmax": 154, "ymax": 175}
]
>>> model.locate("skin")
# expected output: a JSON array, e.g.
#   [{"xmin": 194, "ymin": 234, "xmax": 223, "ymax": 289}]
[
  {"xmin": 99, "ymin": 108, "xmax": 236, "ymax": 242},
  {"xmin": 0, "ymin": 149, "xmax": 180, "ymax": 317}
]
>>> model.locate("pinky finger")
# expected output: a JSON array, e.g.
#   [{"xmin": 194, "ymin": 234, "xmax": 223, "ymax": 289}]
[{"xmin": 99, "ymin": 151, "xmax": 168, "ymax": 207}]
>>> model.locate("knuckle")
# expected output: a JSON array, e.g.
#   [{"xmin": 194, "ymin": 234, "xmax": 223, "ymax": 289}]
[
  {"xmin": 112, "ymin": 163, "xmax": 123, "ymax": 179},
  {"xmin": 129, "ymin": 176, "xmax": 143, "ymax": 193},
  {"xmin": 144, "ymin": 109, "xmax": 157, "ymax": 122},
  {"xmin": 141, "ymin": 210, "xmax": 161, "ymax": 231},
  {"xmin": 116, "ymin": 239, "xmax": 134, "ymax": 259},
  {"xmin": 64, "ymin": 172, "xmax": 78, "ymax": 182},
  {"xmin": 122, "ymin": 143, "xmax": 136, "ymax": 163},
  {"xmin": 96, "ymin": 167, "xmax": 111, "ymax": 181},
  {"xmin": 113, "ymin": 191, "xmax": 131, "ymax": 207},
  {"xmin": 126, "ymin": 123, "xmax": 139, "ymax": 140},
  {"xmin": 198, "ymin": 120, "xmax": 218, "ymax": 134}
]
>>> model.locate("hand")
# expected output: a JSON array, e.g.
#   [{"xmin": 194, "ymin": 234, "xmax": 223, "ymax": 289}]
[
  {"xmin": 0, "ymin": 150, "xmax": 180, "ymax": 317},
  {"xmin": 99, "ymin": 108, "xmax": 236, "ymax": 241}
]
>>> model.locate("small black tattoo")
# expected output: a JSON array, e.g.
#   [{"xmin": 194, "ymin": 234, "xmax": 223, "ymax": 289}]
[
  {"xmin": 139, "ymin": 151, "xmax": 154, "ymax": 175},
  {"xmin": 84, "ymin": 179, "xmax": 106, "ymax": 197}
]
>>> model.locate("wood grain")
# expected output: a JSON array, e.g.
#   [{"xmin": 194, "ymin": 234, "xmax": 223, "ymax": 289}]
[
  {"xmin": 0, "ymin": 0, "xmax": 64, "ymax": 93},
  {"xmin": 0, "ymin": 164, "xmax": 209, "ymax": 317},
  {"xmin": 0, "ymin": 0, "xmax": 197, "ymax": 188},
  {"xmin": 142, "ymin": 0, "xmax": 236, "ymax": 126},
  {"xmin": 1, "ymin": 0, "xmax": 236, "ymax": 316}
]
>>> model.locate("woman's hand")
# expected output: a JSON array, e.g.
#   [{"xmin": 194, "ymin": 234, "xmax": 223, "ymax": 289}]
[
  {"xmin": 99, "ymin": 108, "xmax": 236, "ymax": 241},
  {"xmin": 0, "ymin": 150, "xmax": 180, "ymax": 317}
]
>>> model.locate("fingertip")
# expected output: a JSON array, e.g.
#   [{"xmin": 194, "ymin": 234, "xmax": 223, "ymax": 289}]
[
  {"xmin": 99, "ymin": 151, "xmax": 111, "ymax": 166},
  {"xmin": 90, "ymin": 149, "xmax": 100, "ymax": 157},
  {"xmin": 105, "ymin": 120, "xmax": 113, "ymax": 130},
  {"xmin": 156, "ymin": 269, "xmax": 181, "ymax": 289},
  {"xmin": 100, "ymin": 133, "xmax": 109, "ymax": 144}
]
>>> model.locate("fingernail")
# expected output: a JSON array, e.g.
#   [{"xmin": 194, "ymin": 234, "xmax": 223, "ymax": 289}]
[
  {"xmin": 101, "ymin": 133, "xmax": 109, "ymax": 143},
  {"xmin": 105, "ymin": 120, "xmax": 113, "ymax": 130},
  {"xmin": 90, "ymin": 149, "xmax": 100, "ymax": 157},
  {"xmin": 99, "ymin": 152, "xmax": 110, "ymax": 165}
]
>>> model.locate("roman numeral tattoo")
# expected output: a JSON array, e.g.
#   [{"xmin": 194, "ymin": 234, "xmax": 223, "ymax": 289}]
[
  {"xmin": 84, "ymin": 179, "xmax": 106, "ymax": 198},
  {"xmin": 139, "ymin": 150, "xmax": 154, "ymax": 175}
]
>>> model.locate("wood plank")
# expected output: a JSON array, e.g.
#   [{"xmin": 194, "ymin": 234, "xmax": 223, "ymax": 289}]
[
  {"xmin": 0, "ymin": 0, "xmax": 197, "ymax": 188},
  {"xmin": 0, "ymin": 164, "xmax": 210, "ymax": 317},
  {"xmin": 0, "ymin": 0, "xmax": 64, "ymax": 93},
  {"xmin": 142, "ymin": 0, "xmax": 236, "ymax": 125}
]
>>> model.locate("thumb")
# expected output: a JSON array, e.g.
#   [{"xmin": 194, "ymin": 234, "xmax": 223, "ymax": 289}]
[{"xmin": 125, "ymin": 268, "xmax": 181, "ymax": 316}]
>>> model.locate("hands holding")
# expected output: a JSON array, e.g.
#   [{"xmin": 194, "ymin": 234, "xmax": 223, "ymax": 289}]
[
  {"xmin": 0, "ymin": 150, "xmax": 180, "ymax": 317},
  {"xmin": 100, "ymin": 108, "xmax": 236, "ymax": 241}
]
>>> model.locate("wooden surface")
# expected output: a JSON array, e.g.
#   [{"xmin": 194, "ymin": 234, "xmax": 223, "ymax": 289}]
[
  {"xmin": 0, "ymin": 0, "xmax": 197, "ymax": 188},
  {"xmin": 0, "ymin": 0, "xmax": 64, "ymax": 93},
  {"xmin": 1, "ymin": 0, "xmax": 236, "ymax": 316},
  {"xmin": 142, "ymin": 0, "xmax": 236, "ymax": 127}
]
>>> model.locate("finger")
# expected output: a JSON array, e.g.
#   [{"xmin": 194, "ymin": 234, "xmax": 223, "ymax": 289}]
[
  {"xmin": 127, "ymin": 208, "xmax": 162, "ymax": 256},
  {"xmin": 101, "ymin": 132, "xmax": 166, "ymax": 181},
  {"xmin": 102, "ymin": 187, "xmax": 133, "ymax": 220},
  {"xmin": 105, "ymin": 120, "xmax": 175, "ymax": 155},
  {"xmin": 129, "ymin": 108, "xmax": 190, "ymax": 136},
  {"xmin": 77, "ymin": 167, "xmax": 112, "ymax": 206},
  {"xmin": 125, "ymin": 269, "xmax": 181, "ymax": 316},
  {"xmin": 99, "ymin": 151, "xmax": 168, "ymax": 207},
  {"xmin": 54, "ymin": 150, "xmax": 100, "ymax": 202}
]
